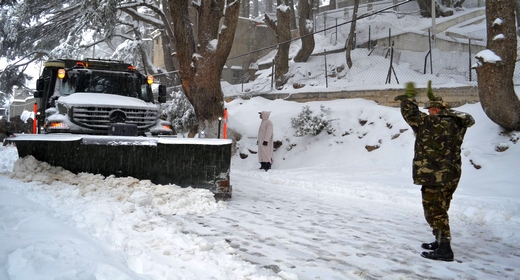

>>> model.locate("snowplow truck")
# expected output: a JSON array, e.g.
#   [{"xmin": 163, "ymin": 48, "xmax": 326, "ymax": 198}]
[{"xmin": 10, "ymin": 59, "xmax": 232, "ymax": 200}]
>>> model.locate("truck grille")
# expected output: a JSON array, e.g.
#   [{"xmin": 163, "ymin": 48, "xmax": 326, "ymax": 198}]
[{"xmin": 71, "ymin": 106, "xmax": 159, "ymax": 130}]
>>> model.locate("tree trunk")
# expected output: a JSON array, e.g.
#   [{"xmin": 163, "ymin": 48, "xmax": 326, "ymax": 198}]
[
  {"xmin": 253, "ymin": 0, "xmax": 259, "ymax": 18},
  {"xmin": 169, "ymin": 0, "xmax": 240, "ymax": 137},
  {"xmin": 329, "ymin": 0, "xmax": 337, "ymax": 10},
  {"xmin": 294, "ymin": 0, "xmax": 315, "ymax": 63},
  {"xmin": 416, "ymin": 0, "xmax": 454, "ymax": 17},
  {"xmin": 266, "ymin": 0, "xmax": 273, "ymax": 13},
  {"xmin": 275, "ymin": 7, "xmax": 291, "ymax": 88},
  {"xmin": 475, "ymin": 0, "xmax": 520, "ymax": 130},
  {"xmin": 159, "ymin": 0, "xmax": 178, "ymax": 76},
  {"xmin": 453, "ymin": 0, "xmax": 466, "ymax": 8},
  {"xmin": 313, "ymin": 0, "xmax": 320, "ymax": 14},
  {"xmin": 241, "ymin": 0, "xmax": 250, "ymax": 18},
  {"xmin": 345, "ymin": 0, "xmax": 359, "ymax": 69},
  {"xmin": 287, "ymin": 0, "xmax": 297, "ymax": 30},
  {"xmin": 417, "ymin": 0, "xmax": 432, "ymax": 17},
  {"xmin": 516, "ymin": 0, "xmax": 520, "ymax": 36},
  {"xmin": 160, "ymin": 32, "xmax": 175, "ymax": 71},
  {"xmin": 264, "ymin": 2, "xmax": 291, "ymax": 88}
]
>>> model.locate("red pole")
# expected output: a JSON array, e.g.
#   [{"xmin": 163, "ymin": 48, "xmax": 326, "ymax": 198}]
[
  {"xmin": 33, "ymin": 103, "xmax": 37, "ymax": 134},
  {"xmin": 223, "ymin": 108, "xmax": 228, "ymax": 139}
]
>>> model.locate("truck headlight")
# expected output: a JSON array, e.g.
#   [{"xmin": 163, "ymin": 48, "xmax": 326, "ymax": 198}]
[
  {"xmin": 48, "ymin": 121, "xmax": 70, "ymax": 130},
  {"xmin": 162, "ymin": 124, "xmax": 172, "ymax": 131},
  {"xmin": 159, "ymin": 120, "xmax": 172, "ymax": 131}
]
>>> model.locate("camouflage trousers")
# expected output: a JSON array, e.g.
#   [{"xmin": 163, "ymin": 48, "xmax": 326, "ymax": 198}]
[{"xmin": 421, "ymin": 181, "xmax": 459, "ymax": 242}]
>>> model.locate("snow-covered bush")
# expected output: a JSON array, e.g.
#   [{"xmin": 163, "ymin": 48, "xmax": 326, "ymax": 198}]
[
  {"xmin": 161, "ymin": 89, "xmax": 197, "ymax": 135},
  {"xmin": 291, "ymin": 105, "xmax": 335, "ymax": 137}
]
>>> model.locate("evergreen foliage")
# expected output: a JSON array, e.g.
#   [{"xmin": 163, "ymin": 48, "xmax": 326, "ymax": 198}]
[
  {"xmin": 291, "ymin": 105, "xmax": 335, "ymax": 137},
  {"xmin": 0, "ymin": 0, "xmax": 166, "ymax": 97},
  {"xmin": 0, "ymin": 64, "xmax": 31, "ymax": 105},
  {"xmin": 161, "ymin": 89, "xmax": 198, "ymax": 135}
]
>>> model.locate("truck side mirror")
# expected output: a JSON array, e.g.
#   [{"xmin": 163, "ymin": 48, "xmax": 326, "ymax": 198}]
[
  {"xmin": 34, "ymin": 78, "xmax": 44, "ymax": 98},
  {"xmin": 158, "ymin": 84, "xmax": 167, "ymax": 103}
]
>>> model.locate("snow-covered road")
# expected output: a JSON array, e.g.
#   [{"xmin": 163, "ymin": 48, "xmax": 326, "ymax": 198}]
[{"xmin": 171, "ymin": 168, "xmax": 520, "ymax": 279}]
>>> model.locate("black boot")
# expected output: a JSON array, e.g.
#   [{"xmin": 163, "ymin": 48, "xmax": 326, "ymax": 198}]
[
  {"xmin": 259, "ymin": 162, "xmax": 265, "ymax": 169},
  {"xmin": 421, "ymin": 241, "xmax": 454, "ymax": 262},
  {"xmin": 421, "ymin": 241, "xmax": 438, "ymax": 250},
  {"xmin": 264, "ymin": 162, "xmax": 271, "ymax": 171}
]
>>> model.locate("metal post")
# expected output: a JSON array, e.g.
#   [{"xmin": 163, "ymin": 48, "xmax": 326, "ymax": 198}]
[
  {"xmin": 429, "ymin": 29, "xmax": 433, "ymax": 74},
  {"xmin": 324, "ymin": 49, "xmax": 328, "ymax": 88},
  {"xmin": 388, "ymin": 28, "xmax": 391, "ymax": 47},
  {"xmin": 368, "ymin": 25, "xmax": 371, "ymax": 50},
  {"xmin": 218, "ymin": 117, "xmax": 222, "ymax": 138},
  {"xmin": 336, "ymin": 19, "xmax": 338, "ymax": 43},
  {"xmin": 36, "ymin": 111, "xmax": 41, "ymax": 134},
  {"xmin": 33, "ymin": 103, "xmax": 37, "ymax": 134},
  {"xmin": 468, "ymin": 39, "xmax": 472, "ymax": 81},
  {"xmin": 271, "ymin": 59, "xmax": 274, "ymax": 89},
  {"xmin": 223, "ymin": 108, "xmax": 228, "ymax": 139},
  {"xmin": 323, "ymin": 12, "xmax": 327, "ymax": 36},
  {"xmin": 431, "ymin": 0, "xmax": 436, "ymax": 47}
]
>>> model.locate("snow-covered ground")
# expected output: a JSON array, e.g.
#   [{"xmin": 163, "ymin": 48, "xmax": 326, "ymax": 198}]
[
  {"xmin": 1, "ymin": 96, "xmax": 520, "ymax": 279},
  {"xmin": 222, "ymin": 4, "xmax": 492, "ymax": 97}
]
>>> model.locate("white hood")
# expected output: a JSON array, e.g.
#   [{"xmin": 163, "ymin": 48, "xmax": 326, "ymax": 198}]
[{"xmin": 57, "ymin": 93, "xmax": 157, "ymax": 109}]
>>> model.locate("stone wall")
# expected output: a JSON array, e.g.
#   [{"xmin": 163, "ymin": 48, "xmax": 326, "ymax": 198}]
[
  {"xmin": 229, "ymin": 85, "xmax": 479, "ymax": 108},
  {"xmin": 222, "ymin": 18, "xmax": 279, "ymax": 84}
]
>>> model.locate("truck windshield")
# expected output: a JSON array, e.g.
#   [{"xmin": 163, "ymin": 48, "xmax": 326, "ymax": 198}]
[{"xmin": 55, "ymin": 70, "xmax": 153, "ymax": 102}]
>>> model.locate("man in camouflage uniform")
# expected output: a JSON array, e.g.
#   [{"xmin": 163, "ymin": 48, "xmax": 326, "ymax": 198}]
[{"xmin": 395, "ymin": 81, "xmax": 475, "ymax": 262}]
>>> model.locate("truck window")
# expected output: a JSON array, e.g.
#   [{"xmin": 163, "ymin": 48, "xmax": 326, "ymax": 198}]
[{"xmin": 56, "ymin": 70, "xmax": 152, "ymax": 102}]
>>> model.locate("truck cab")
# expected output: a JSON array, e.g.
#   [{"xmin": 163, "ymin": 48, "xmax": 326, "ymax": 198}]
[{"xmin": 34, "ymin": 59, "xmax": 173, "ymax": 136}]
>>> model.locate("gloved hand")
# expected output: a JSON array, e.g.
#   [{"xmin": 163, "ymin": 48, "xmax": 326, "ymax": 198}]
[
  {"xmin": 427, "ymin": 80, "xmax": 435, "ymax": 101},
  {"xmin": 404, "ymin": 82, "xmax": 417, "ymax": 98},
  {"xmin": 263, "ymin": 141, "xmax": 268, "ymax": 146},
  {"xmin": 394, "ymin": 82, "xmax": 417, "ymax": 101},
  {"xmin": 426, "ymin": 80, "xmax": 441, "ymax": 101}
]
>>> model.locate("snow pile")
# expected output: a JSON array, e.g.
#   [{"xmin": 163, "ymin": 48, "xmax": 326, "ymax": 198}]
[
  {"xmin": 2, "ymin": 153, "xmax": 290, "ymax": 279},
  {"xmin": 9, "ymin": 155, "xmax": 226, "ymax": 216}
]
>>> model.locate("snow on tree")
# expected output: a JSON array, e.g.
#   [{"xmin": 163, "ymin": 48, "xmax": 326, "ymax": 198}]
[
  {"xmin": 168, "ymin": 0, "xmax": 241, "ymax": 138},
  {"xmin": 0, "ymin": 0, "xmax": 174, "ymax": 98},
  {"xmin": 474, "ymin": 0, "xmax": 520, "ymax": 130}
]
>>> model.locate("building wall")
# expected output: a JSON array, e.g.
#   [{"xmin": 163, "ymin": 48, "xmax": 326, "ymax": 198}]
[
  {"xmin": 9, "ymin": 88, "xmax": 35, "ymax": 118},
  {"xmin": 222, "ymin": 17, "xmax": 278, "ymax": 85},
  {"xmin": 151, "ymin": 16, "xmax": 277, "ymax": 86},
  {"xmin": 151, "ymin": 30, "xmax": 165, "ymax": 69}
]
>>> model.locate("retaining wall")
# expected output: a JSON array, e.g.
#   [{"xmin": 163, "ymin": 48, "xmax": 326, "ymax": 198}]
[{"xmin": 227, "ymin": 85, "xmax": 480, "ymax": 108}]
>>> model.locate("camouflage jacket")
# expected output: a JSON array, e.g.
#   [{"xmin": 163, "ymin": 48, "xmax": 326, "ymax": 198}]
[{"xmin": 400, "ymin": 98, "xmax": 475, "ymax": 186}]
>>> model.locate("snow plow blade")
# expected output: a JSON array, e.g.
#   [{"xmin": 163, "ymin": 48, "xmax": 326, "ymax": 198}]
[{"xmin": 9, "ymin": 134, "xmax": 232, "ymax": 200}]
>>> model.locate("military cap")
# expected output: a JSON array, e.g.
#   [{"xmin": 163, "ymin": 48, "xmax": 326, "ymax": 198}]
[{"xmin": 424, "ymin": 99, "xmax": 450, "ymax": 109}]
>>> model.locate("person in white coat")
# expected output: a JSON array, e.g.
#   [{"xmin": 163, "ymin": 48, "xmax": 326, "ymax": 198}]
[{"xmin": 258, "ymin": 111, "xmax": 274, "ymax": 171}]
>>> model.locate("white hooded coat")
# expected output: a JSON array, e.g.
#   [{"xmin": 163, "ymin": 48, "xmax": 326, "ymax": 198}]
[{"xmin": 258, "ymin": 111, "xmax": 274, "ymax": 164}]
